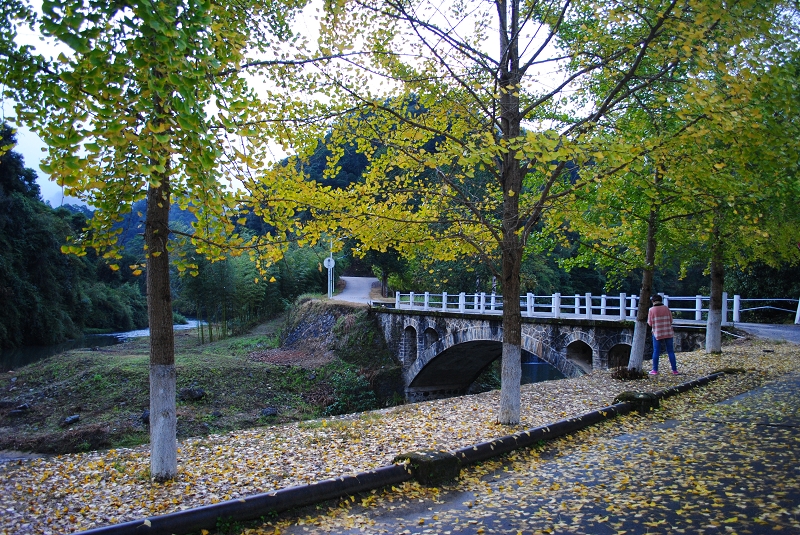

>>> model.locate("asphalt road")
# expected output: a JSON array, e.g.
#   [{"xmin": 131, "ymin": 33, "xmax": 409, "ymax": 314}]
[
  {"xmin": 734, "ymin": 322, "xmax": 800, "ymax": 344},
  {"xmin": 335, "ymin": 276, "xmax": 379, "ymax": 304}
]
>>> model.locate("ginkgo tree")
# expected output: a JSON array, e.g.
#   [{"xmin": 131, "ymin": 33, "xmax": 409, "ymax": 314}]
[
  {"xmin": 263, "ymin": 0, "xmax": 792, "ymax": 424},
  {"xmin": 0, "ymin": 0, "xmax": 313, "ymax": 480},
  {"xmin": 674, "ymin": 60, "xmax": 800, "ymax": 353},
  {"xmin": 555, "ymin": 4, "xmax": 800, "ymax": 365}
]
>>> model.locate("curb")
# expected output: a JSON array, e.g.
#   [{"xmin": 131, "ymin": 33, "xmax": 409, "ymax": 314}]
[
  {"xmin": 77, "ymin": 372, "xmax": 726, "ymax": 535},
  {"xmin": 77, "ymin": 465, "xmax": 413, "ymax": 535}
]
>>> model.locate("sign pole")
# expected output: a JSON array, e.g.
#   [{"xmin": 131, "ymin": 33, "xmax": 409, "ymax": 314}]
[{"xmin": 324, "ymin": 248, "xmax": 335, "ymax": 299}]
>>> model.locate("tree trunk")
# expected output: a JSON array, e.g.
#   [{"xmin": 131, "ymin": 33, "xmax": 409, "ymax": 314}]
[
  {"xmin": 706, "ymin": 229, "xmax": 724, "ymax": 353},
  {"xmin": 498, "ymin": 227, "xmax": 523, "ymax": 425},
  {"xmin": 381, "ymin": 270, "xmax": 389, "ymax": 298},
  {"xmin": 146, "ymin": 180, "xmax": 177, "ymax": 482},
  {"xmin": 198, "ymin": 302, "xmax": 204, "ymax": 344},
  {"xmin": 628, "ymin": 206, "xmax": 658, "ymax": 370},
  {"xmin": 496, "ymin": 0, "xmax": 524, "ymax": 425}
]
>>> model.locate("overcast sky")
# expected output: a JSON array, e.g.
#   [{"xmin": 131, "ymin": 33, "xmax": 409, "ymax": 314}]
[
  {"xmin": 3, "ymin": 0, "xmax": 83, "ymax": 207},
  {"xmin": 2, "ymin": 114, "xmax": 81, "ymax": 207}
]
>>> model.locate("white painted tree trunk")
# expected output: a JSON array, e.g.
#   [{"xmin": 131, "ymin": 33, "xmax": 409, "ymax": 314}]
[
  {"xmin": 627, "ymin": 318, "xmax": 649, "ymax": 371},
  {"xmin": 150, "ymin": 364, "xmax": 177, "ymax": 480},
  {"xmin": 706, "ymin": 309, "xmax": 722, "ymax": 353},
  {"xmin": 707, "ymin": 233, "xmax": 724, "ymax": 354},
  {"xmin": 498, "ymin": 343, "xmax": 522, "ymax": 425}
]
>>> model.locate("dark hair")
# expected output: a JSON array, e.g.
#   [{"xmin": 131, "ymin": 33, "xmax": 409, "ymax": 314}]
[{"xmin": 650, "ymin": 294, "xmax": 663, "ymax": 303}]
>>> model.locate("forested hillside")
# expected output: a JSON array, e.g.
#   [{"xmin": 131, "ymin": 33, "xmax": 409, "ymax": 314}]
[{"xmin": 0, "ymin": 125, "xmax": 148, "ymax": 348}]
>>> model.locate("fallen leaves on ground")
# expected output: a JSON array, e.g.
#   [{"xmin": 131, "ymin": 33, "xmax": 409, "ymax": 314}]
[
  {"xmin": 0, "ymin": 339, "xmax": 797, "ymax": 534},
  {"xmin": 271, "ymin": 373, "xmax": 800, "ymax": 535}
]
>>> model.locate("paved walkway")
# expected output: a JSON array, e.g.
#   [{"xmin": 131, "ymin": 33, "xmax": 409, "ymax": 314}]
[{"xmin": 283, "ymin": 373, "xmax": 800, "ymax": 534}]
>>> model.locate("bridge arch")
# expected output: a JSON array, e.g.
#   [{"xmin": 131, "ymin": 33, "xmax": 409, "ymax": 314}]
[
  {"xmin": 400, "ymin": 325, "xmax": 418, "ymax": 366},
  {"xmin": 423, "ymin": 327, "xmax": 439, "ymax": 349},
  {"xmin": 559, "ymin": 329, "xmax": 598, "ymax": 373},
  {"xmin": 598, "ymin": 330, "xmax": 634, "ymax": 369},
  {"xmin": 566, "ymin": 340, "xmax": 593, "ymax": 373},
  {"xmin": 405, "ymin": 323, "xmax": 581, "ymax": 401},
  {"xmin": 607, "ymin": 343, "xmax": 632, "ymax": 368}
]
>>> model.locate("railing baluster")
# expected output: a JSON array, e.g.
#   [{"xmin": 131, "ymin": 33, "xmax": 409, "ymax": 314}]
[{"xmin": 722, "ymin": 291, "xmax": 729, "ymax": 326}]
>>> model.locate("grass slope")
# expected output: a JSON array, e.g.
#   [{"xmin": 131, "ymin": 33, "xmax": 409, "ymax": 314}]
[{"xmin": 0, "ymin": 301, "xmax": 402, "ymax": 455}]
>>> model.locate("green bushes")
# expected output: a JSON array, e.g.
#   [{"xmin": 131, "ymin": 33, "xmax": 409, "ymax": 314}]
[
  {"xmin": 80, "ymin": 282, "xmax": 148, "ymax": 333},
  {"xmin": 323, "ymin": 364, "xmax": 378, "ymax": 416}
]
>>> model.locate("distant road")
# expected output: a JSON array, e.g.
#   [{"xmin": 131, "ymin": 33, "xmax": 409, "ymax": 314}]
[
  {"xmin": 334, "ymin": 276, "xmax": 379, "ymax": 304},
  {"xmin": 735, "ymin": 323, "xmax": 800, "ymax": 344}
]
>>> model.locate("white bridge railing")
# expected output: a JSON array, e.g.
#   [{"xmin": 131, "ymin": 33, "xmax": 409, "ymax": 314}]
[{"xmin": 393, "ymin": 292, "xmax": 800, "ymax": 325}]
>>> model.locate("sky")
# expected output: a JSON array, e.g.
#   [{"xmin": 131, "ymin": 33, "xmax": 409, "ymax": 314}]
[
  {"xmin": 3, "ymin": 0, "xmax": 83, "ymax": 207},
  {"xmin": 1, "ymin": 111, "xmax": 79, "ymax": 207}
]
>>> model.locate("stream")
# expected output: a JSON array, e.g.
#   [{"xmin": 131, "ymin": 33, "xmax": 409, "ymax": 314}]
[{"xmin": 0, "ymin": 320, "xmax": 205, "ymax": 373}]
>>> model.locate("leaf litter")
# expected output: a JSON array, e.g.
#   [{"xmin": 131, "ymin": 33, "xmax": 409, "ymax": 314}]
[{"xmin": 1, "ymin": 338, "xmax": 798, "ymax": 534}]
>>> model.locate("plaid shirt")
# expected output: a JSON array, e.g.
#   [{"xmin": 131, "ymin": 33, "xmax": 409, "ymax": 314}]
[{"xmin": 647, "ymin": 303, "xmax": 674, "ymax": 340}]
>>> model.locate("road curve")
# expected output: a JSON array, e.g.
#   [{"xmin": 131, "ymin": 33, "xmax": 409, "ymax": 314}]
[{"xmin": 334, "ymin": 276, "xmax": 379, "ymax": 304}]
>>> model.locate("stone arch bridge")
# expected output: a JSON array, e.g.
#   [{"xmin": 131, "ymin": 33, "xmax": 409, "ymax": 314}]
[{"xmin": 374, "ymin": 308, "xmax": 704, "ymax": 402}]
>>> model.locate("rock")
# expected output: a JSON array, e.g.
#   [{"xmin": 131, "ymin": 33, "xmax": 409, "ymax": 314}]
[
  {"xmin": 63, "ymin": 415, "xmax": 80, "ymax": 426},
  {"xmin": 211, "ymin": 410, "xmax": 223, "ymax": 418},
  {"xmin": 307, "ymin": 373, "xmax": 317, "ymax": 381},
  {"xmin": 179, "ymin": 387, "xmax": 206, "ymax": 401},
  {"xmin": 260, "ymin": 407, "xmax": 279, "ymax": 417},
  {"xmin": 140, "ymin": 409, "xmax": 150, "ymax": 426},
  {"xmin": 16, "ymin": 403, "xmax": 30, "ymax": 411}
]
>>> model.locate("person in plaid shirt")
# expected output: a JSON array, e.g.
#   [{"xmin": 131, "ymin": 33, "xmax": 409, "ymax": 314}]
[{"xmin": 647, "ymin": 294, "xmax": 679, "ymax": 375}]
